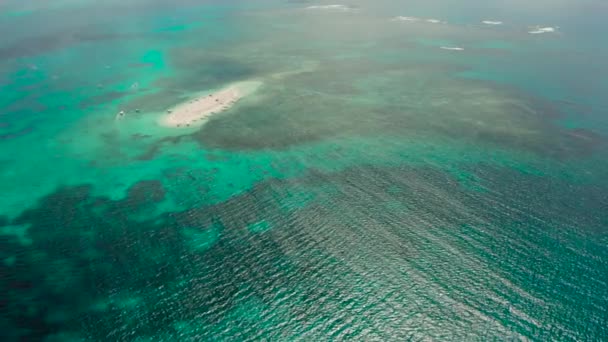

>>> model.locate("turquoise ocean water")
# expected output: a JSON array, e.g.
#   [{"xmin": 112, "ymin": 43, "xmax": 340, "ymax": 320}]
[{"xmin": 1, "ymin": 0, "xmax": 607, "ymax": 340}]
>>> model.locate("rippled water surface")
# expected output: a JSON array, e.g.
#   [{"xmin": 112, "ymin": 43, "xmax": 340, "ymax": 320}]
[{"xmin": 1, "ymin": 0, "xmax": 607, "ymax": 340}]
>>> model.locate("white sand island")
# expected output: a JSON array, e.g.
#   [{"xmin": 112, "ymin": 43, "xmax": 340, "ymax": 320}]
[{"xmin": 160, "ymin": 80, "xmax": 262, "ymax": 128}]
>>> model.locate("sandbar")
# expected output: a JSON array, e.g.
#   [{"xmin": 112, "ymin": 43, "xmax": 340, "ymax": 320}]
[{"xmin": 160, "ymin": 81, "xmax": 261, "ymax": 128}]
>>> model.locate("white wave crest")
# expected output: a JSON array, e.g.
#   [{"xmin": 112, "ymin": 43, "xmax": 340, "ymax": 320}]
[
  {"xmin": 393, "ymin": 16, "xmax": 420, "ymax": 22},
  {"xmin": 440, "ymin": 46, "xmax": 465, "ymax": 51},
  {"xmin": 392, "ymin": 16, "xmax": 445, "ymax": 24},
  {"xmin": 528, "ymin": 26, "xmax": 558, "ymax": 34},
  {"xmin": 307, "ymin": 5, "xmax": 352, "ymax": 11},
  {"xmin": 482, "ymin": 20, "xmax": 503, "ymax": 25}
]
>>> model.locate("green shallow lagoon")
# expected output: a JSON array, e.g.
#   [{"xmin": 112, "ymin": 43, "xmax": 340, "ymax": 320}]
[{"xmin": 1, "ymin": 0, "xmax": 607, "ymax": 340}]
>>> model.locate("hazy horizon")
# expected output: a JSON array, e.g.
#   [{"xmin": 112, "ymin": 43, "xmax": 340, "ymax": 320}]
[{"xmin": 1, "ymin": 1, "xmax": 606, "ymax": 340}]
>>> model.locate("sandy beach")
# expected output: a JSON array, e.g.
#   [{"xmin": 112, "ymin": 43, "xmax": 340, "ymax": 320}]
[{"xmin": 160, "ymin": 81, "xmax": 262, "ymax": 127}]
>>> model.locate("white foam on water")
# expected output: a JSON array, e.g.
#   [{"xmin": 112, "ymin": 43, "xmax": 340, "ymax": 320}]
[
  {"xmin": 393, "ymin": 16, "xmax": 445, "ymax": 24},
  {"xmin": 440, "ymin": 46, "xmax": 465, "ymax": 51},
  {"xmin": 528, "ymin": 26, "xmax": 558, "ymax": 34},
  {"xmin": 482, "ymin": 20, "xmax": 503, "ymax": 25},
  {"xmin": 392, "ymin": 16, "xmax": 420, "ymax": 22},
  {"xmin": 306, "ymin": 5, "xmax": 352, "ymax": 11}
]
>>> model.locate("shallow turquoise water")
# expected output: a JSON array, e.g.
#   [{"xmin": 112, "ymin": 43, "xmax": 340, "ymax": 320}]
[{"xmin": 1, "ymin": 1, "xmax": 607, "ymax": 340}]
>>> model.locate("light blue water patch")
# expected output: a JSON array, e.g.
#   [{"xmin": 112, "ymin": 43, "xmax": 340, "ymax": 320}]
[
  {"xmin": 278, "ymin": 188, "xmax": 317, "ymax": 211},
  {"xmin": 248, "ymin": 220, "xmax": 272, "ymax": 233},
  {"xmin": 4, "ymin": 255, "xmax": 17, "ymax": 267},
  {"xmin": 155, "ymin": 24, "xmax": 190, "ymax": 32},
  {"xmin": 4, "ymin": 10, "xmax": 34, "ymax": 18},
  {"xmin": 141, "ymin": 49, "xmax": 164, "ymax": 66},
  {"xmin": 444, "ymin": 166, "xmax": 488, "ymax": 193},
  {"xmin": 415, "ymin": 38, "xmax": 458, "ymax": 48},
  {"xmin": 472, "ymin": 40, "xmax": 516, "ymax": 50},
  {"xmin": 0, "ymin": 224, "xmax": 32, "ymax": 246},
  {"xmin": 182, "ymin": 223, "xmax": 222, "ymax": 252},
  {"xmin": 457, "ymin": 61, "xmax": 608, "ymax": 133}
]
